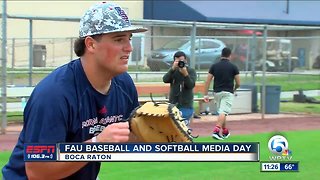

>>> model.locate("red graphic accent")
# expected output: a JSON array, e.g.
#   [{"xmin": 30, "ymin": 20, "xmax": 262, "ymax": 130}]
[
  {"xmin": 26, "ymin": 145, "xmax": 55, "ymax": 153},
  {"xmin": 99, "ymin": 106, "xmax": 107, "ymax": 114}
]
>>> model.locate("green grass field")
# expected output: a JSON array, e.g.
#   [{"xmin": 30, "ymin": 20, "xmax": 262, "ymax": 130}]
[
  {"xmin": 280, "ymin": 102, "xmax": 320, "ymax": 114},
  {"xmin": 1, "ymin": 130, "xmax": 319, "ymax": 179},
  {"xmin": 3, "ymin": 71, "xmax": 320, "ymax": 91}
]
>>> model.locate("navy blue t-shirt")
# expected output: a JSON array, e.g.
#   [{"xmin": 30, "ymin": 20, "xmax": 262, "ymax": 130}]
[{"xmin": 2, "ymin": 59, "xmax": 139, "ymax": 180}]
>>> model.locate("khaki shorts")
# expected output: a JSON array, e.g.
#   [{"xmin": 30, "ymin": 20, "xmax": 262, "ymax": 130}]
[{"xmin": 214, "ymin": 91, "xmax": 234, "ymax": 115}]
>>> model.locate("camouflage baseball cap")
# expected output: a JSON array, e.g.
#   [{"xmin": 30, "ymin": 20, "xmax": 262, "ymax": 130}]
[{"xmin": 79, "ymin": 2, "xmax": 147, "ymax": 38}]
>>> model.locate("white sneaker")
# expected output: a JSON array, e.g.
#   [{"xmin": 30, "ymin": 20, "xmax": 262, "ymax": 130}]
[
  {"xmin": 222, "ymin": 132, "xmax": 230, "ymax": 139},
  {"xmin": 212, "ymin": 132, "xmax": 224, "ymax": 140}
]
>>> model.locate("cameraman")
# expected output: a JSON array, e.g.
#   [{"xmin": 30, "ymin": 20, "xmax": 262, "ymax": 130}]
[{"xmin": 163, "ymin": 51, "xmax": 197, "ymax": 126}]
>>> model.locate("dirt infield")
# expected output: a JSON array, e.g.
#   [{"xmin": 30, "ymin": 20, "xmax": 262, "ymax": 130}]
[
  {"xmin": 191, "ymin": 115, "xmax": 320, "ymax": 137},
  {"xmin": 1, "ymin": 113, "xmax": 319, "ymax": 151}
]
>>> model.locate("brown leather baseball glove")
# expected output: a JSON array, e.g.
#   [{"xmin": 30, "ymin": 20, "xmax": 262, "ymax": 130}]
[{"xmin": 128, "ymin": 102, "xmax": 197, "ymax": 143}]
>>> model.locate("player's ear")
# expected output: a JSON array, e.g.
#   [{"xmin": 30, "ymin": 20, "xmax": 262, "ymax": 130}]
[{"xmin": 84, "ymin": 36, "xmax": 97, "ymax": 52}]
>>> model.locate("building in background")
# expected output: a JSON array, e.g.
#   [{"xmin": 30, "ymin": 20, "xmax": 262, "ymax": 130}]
[
  {"xmin": 6, "ymin": 1, "xmax": 144, "ymax": 38},
  {"xmin": 3, "ymin": 1, "xmax": 320, "ymax": 70},
  {"xmin": 4, "ymin": 1, "xmax": 145, "ymax": 67}
]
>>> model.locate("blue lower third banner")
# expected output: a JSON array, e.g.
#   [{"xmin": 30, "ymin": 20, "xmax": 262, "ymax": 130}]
[
  {"xmin": 57, "ymin": 143, "xmax": 259, "ymax": 162},
  {"xmin": 24, "ymin": 143, "xmax": 259, "ymax": 162}
]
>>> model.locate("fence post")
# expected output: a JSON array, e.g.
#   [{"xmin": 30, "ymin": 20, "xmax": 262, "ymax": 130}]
[
  {"xmin": 70, "ymin": 37, "xmax": 74, "ymax": 60},
  {"xmin": 28, "ymin": 19, "xmax": 33, "ymax": 86},
  {"xmin": 11, "ymin": 38, "xmax": 15, "ymax": 68},
  {"xmin": 190, "ymin": 22, "xmax": 196, "ymax": 69},
  {"xmin": 261, "ymin": 26, "xmax": 268, "ymax": 120},
  {"xmin": 1, "ymin": 0, "xmax": 8, "ymax": 134},
  {"xmin": 10, "ymin": 38, "xmax": 15, "ymax": 84}
]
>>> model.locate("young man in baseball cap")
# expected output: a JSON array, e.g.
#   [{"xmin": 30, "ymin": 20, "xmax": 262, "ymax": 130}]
[{"xmin": 2, "ymin": 2, "xmax": 147, "ymax": 179}]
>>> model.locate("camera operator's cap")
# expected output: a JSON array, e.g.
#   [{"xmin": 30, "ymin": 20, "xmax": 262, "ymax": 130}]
[{"xmin": 79, "ymin": 2, "xmax": 147, "ymax": 38}]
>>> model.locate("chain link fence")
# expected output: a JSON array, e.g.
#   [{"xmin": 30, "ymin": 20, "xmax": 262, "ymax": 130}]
[
  {"xmin": 4, "ymin": 35, "xmax": 320, "ymax": 86},
  {"xmin": 2, "ymin": 17, "xmax": 320, "ymax": 87},
  {"xmin": 1, "ymin": 12, "xmax": 320, "ymax": 133},
  {"xmin": 5, "ymin": 30, "xmax": 320, "ymax": 71},
  {"xmin": 1, "ymin": 0, "xmax": 7, "ymax": 134}
]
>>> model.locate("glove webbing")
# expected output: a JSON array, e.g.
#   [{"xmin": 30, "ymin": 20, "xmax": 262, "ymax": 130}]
[{"xmin": 167, "ymin": 103, "xmax": 194, "ymax": 142}]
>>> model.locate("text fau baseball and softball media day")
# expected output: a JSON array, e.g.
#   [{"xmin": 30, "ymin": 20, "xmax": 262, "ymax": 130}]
[{"xmin": 24, "ymin": 143, "xmax": 259, "ymax": 162}]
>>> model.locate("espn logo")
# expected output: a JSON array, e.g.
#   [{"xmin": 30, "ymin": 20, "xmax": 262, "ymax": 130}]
[{"xmin": 26, "ymin": 145, "xmax": 55, "ymax": 154}]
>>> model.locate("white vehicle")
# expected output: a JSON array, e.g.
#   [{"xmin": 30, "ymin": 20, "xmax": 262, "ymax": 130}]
[
  {"xmin": 147, "ymin": 38, "xmax": 226, "ymax": 71},
  {"xmin": 260, "ymin": 39, "xmax": 299, "ymax": 72}
]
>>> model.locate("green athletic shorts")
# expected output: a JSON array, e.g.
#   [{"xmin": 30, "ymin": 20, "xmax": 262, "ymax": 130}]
[{"xmin": 214, "ymin": 91, "xmax": 234, "ymax": 115}]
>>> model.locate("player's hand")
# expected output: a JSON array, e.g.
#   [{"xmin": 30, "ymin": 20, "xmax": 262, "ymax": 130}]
[
  {"xmin": 204, "ymin": 95, "xmax": 210, "ymax": 103},
  {"xmin": 172, "ymin": 60, "xmax": 179, "ymax": 70},
  {"xmin": 179, "ymin": 67, "xmax": 189, "ymax": 77},
  {"xmin": 96, "ymin": 122, "xmax": 130, "ymax": 142},
  {"xmin": 234, "ymin": 91, "xmax": 238, "ymax": 97}
]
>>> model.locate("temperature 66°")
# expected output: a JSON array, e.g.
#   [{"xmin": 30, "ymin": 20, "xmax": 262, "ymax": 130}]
[{"xmin": 284, "ymin": 164, "xmax": 294, "ymax": 170}]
